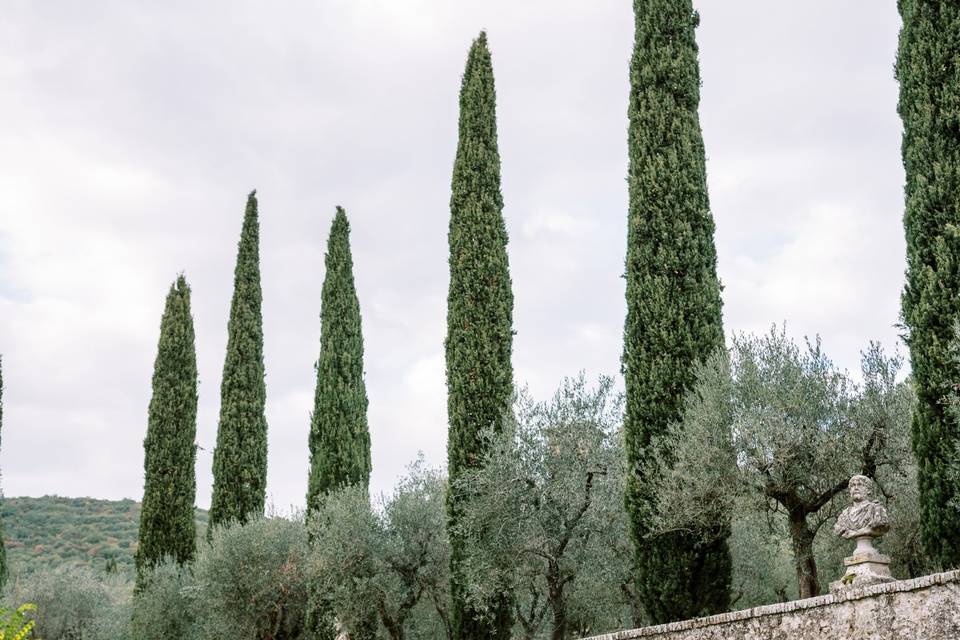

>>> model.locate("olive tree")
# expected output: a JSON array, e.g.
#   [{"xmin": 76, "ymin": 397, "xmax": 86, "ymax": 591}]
[
  {"xmin": 194, "ymin": 516, "xmax": 310, "ymax": 640},
  {"xmin": 308, "ymin": 460, "xmax": 451, "ymax": 640},
  {"xmin": 132, "ymin": 560, "xmax": 196, "ymax": 640},
  {"xmin": 6, "ymin": 567, "xmax": 133, "ymax": 640},
  {"xmin": 455, "ymin": 375, "xmax": 634, "ymax": 640},
  {"xmin": 652, "ymin": 328, "xmax": 913, "ymax": 600}
]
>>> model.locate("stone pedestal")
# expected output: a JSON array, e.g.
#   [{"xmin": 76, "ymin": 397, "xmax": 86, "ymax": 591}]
[
  {"xmin": 830, "ymin": 545, "xmax": 895, "ymax": 593},
  {"xmin": 829, "ymin": 476, "xmax": 899, "ymax": 594}
]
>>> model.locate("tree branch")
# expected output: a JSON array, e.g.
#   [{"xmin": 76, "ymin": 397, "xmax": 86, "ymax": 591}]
[{"xmin": 808, "ymin": 477, "xmax": 850, "ymax": 513}]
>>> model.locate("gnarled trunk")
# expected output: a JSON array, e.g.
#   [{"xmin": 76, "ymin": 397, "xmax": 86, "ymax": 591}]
[
  {"xmin": 788, "ymin": 511, "xmax": 819, "ymax": 599},
  {"xmin": 546, "ymin": 559, "xmax": 569, "ymax": 640}
]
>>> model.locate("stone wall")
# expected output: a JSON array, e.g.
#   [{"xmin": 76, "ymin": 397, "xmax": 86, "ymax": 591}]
[{"xmin": 583, "ymin": 570, "xmax": 960, "ymax": 640}]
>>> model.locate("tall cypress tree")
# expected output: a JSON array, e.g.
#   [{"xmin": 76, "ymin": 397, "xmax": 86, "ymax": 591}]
[
  {"xmin": 306, "ymin": 207, "xmax": 371, "ymax": 513},
  {"xmin": 446, "ymin": 31, "xmax": 514, "ymax": 640},
  {"xmin": 897, "ymin": 0, "xmax": 960, "ymax": 569},
  {"xmin": 136, "ymin": 276, "xmax": 198, "ymax": 587},
  {"xmin": 209, "ymin": 191, "xmax": 268, "ymax": 531},
  {"xmin": 622, "ymin": 1, "xmax": 731, "ymax": 623},
  {"xmin": 304, "ymin": 207, "xmax": 373, "ymax": 640},
  {"xmin": 0, "ymin": 356, "xmax": 7, "ymax": 590}
]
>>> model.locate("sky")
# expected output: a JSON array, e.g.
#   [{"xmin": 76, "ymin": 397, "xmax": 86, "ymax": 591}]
[{"xmin": 0, "ymin": 1, "xmax": 906, "ymax": 510}]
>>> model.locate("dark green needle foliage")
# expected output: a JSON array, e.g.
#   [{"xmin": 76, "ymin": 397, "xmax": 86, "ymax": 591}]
[
  {"xmin": 210, "ymin": 191, "xmax": 268, "ymax": 532},
  {"xmin": 304, "ymin": 207, "xmax": 373, "ymax": 640},
  {"xmin": 136, "ymin": 276, "xmax": 198, "ymax": 588},
  {"xmin": 897, "ymin": 0, "xmax": 960, "ymax": 569},
  {"xmin": 622, "ymin": 1, "xmax": 731, "ymax": 623},
  {"xmin": 306, "ymin": 207, "xmax": 371, "ymax": 513},
  {"xmin": 446, "ymin": 32, "xmax": 514, "ymax": 640},
  {"xmin": 0, "ymin": 357, "xmax": 7, "ymax": 590}
]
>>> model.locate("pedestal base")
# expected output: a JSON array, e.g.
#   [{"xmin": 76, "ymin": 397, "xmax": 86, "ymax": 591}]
[{"xmin": 830, "ymin": 552, "xmax": 895, "ymax": 593}]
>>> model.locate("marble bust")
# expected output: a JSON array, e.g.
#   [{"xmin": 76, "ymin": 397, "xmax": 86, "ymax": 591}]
[
  {"xmin": 833, "ymin": 474, "xmax": 890, "ymax": 541},
  {"xmin": 829, "ymin": 474, "xmax": 895, "ymax": 593}
]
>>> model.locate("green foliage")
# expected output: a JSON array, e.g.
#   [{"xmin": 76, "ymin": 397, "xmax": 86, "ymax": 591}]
[
  {"xmin": 307, "ymin": 207, "xmax": 371, "ymax": 512},
  {"xmin": 727, "ymin": 458, "xmax": 927, "ymax": 608},
  {"xmin": 896, "ymin": 0, "xmax": 960, "ymax": 569},
  {"xmin": 309, "ymin": 461, "xmax": 450, "ymax": 640},
  {"xmin": 0, "ymin": 357, "xmax": 7, "ymax": 591},
  {"xmin": 0, "ymin": 603, "xmax": 36, "ymax": 640},
  {"xmin": 727, "ymin": 511, "xmax": 798, "ymax": 607},
  {"xmin": 305, "ymin": 207, "xmax": 372, "ymax": 640},
  {"xmin": 652, "ymin": 329, "xmax": 914, "ymax": 599},
  {"xmin": 194, "ymin": 516, "xmax": 309, "ymax": 640},
  {"xmin": 446, "ymin": 31, "xmax": 514, "ymax": 640},
  {"xmin": 879, "ymin": 440, "xmax": 930, "ymax": 580},
  {"xmin": 210, "ymin": 191, "xmax": 269, "ymax": 531},
  {"xmin": 131, "ymin": 560, "xmax": 196, "ymax": 640},
  {"xmin": 456, "ymin": 376, "xmax": 634, "ymax": 640},
  {"xmin": 622, "ymin": 0, "xmax": 730, "ymax": 623},
  {"xmin": 2, "ymin": 496, "xmax": 207, "ymax": 577},
  {"xmin": 14, "ymin": 515, "xmax": 310, "ymax": 640},
  {"xmin": 5, "ymin": 566, "xmax": 132, "ymax": 640},
  {"xmin": 136, "ymin": 276, "xmax": 199, "ymax": 586}
]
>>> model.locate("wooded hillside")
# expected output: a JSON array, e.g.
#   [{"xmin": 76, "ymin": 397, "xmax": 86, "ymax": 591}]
[{"xmin": 2, "ymin": 496, "xmax": 208, "ymax": 576}]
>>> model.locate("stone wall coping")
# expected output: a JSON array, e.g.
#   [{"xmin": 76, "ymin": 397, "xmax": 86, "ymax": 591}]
[{"xmin": 581, "ymin": 569, "xmax": 960, "ymax": 640}]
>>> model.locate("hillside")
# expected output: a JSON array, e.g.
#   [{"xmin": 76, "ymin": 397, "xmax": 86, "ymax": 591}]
[{"xmin": 1, "ymin": 496, "xmax": 208, "ymax": 577}]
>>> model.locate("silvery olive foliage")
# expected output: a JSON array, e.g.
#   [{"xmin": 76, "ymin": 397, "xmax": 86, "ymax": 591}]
[
  {"xmin": 131, "ymin": 559, "xmax": 196, "ymax": 640},
  {"xmin": 455, "ymin": 375, "xmax": 635, "ymax": 640},
  {"xmin": 308, "ymin": 459, "xmax": 451, "ymax": 640},
  {"xmin": 651, "ymin": 327, "xmax": 916, "ymax": 599},
  {"xmin": 5, "ymin": 566, "xmax": 133, "ymax": 640},
  {"xmin": 193, "ymin": 515, "xmax": 310, "ymax": 640}
]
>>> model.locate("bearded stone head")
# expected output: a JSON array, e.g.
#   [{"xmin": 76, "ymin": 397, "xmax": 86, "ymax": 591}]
[{"xmin": 848, "ymin": 474, "xmax": 873, "ymax": 502}]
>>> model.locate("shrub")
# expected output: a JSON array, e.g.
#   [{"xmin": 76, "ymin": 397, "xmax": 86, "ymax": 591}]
[
  {"xmin": 193, "ymin": 516, "xmax": 309, "ymax": 640},
  {"xmin": 309, "ymin": 460, "xmax": 451, "ymax": 640},
  {"xmin": 0, "ymin": 604, "xmax": 36, "ymax": 640},
  {"xmin": 131, "ymin": 560, "xmax": 195, "ymax": 640},
  {"xmin": 5, "ymin": 567, "xmax": 131, "ymax": 640}
]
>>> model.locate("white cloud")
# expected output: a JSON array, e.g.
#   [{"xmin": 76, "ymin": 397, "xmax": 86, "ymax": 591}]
[
  {"xmin": 521, "ymin": 209, "xmax": 594, "ymax": 238},
  {"xmin": 0, "ymin": 1, "xmax": 907, "ymax": 507}
]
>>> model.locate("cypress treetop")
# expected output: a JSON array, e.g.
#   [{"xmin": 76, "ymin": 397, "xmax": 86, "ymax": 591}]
[
  {"xmin": 446, "ymin": 31, "xmax": 515, "ymax": 640},
  {"xmin": 210, "ymin": 191, "xmax": 268, "ymax": 531},
  {"xmin": 306, "ymin": 206, "xmax": 371, "ymax": 514},
  {"xmin": 303, "ymin": 207, "xmax": 374, "ymax": 640},
  {"xmin": 447, "ymin": 30, "xmax": 513, "ymax": 487},
  {"xmin": 136, "ymin": 275, "xmax": 198, "ymax": 586},
  {"xmin": 896, "ymin": 0, "xmax": 960, "ymax": 568},
  {"xmin": 622, "ymin": 0, "xmax": 731, "ymax": 622}
]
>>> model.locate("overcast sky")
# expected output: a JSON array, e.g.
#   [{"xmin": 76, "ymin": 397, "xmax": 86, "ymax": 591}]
[{"xmin": 0, "ymin": 1, "xmax": 906, "ymax": 510}]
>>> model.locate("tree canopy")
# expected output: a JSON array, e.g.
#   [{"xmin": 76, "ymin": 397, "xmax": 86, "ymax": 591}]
[
  {"xmin": 210, "ymin": 192, "xmax": 268, "ymax": 531},
  {"xmin": 652, "ymin": 329, "xmax": 914, "ymax": 598},
  {"xmin": 136, "ymin": 276, "xmax": 199, "ymax": 586}
]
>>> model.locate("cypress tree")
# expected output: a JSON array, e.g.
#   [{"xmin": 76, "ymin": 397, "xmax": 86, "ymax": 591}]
[
  {"xmin": 897, "ymin": 0, "xmax": 960, "ymax": 568},
  {"xmin": 446, "ymin": 31, "xmax": 514, "ymax": 640},
  {"xmin": 136, "ymin": 276, "xmax": 198, "ymax": 587},
  {"xmin": 209, "ymin": 191, "xmax": 268, "ymax": 531},
  {"xmin": 0, "ymin": 356, "xmax": 7, "ymax": 590},
  {"xmin": 304, "ymin": 207, "xmax": 373, "ymax": 640},
  {"xmin": 306, "ymin": 207, "xmax": 371, "ymax": 512},
  {"xmin": 622, "ymin": 1, "xmax": 731, "ymax": 622}
]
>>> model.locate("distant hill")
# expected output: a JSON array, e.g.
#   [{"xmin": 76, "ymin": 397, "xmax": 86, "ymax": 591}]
[{"xmin": 1, "ymin": 496, "xmax": 208, "ymax": 577}]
